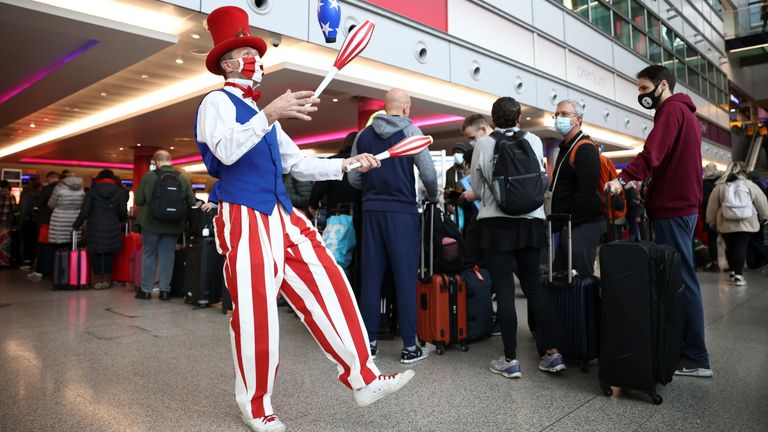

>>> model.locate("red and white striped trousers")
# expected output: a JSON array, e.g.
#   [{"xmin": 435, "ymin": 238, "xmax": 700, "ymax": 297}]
[{"xmin": 214, "ymin": 202, "xmax": 379, "ymax": 419}]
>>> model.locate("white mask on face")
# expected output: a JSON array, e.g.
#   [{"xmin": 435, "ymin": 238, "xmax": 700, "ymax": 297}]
[
  {"xmin": 454, "ymin": 153, "xmax": 464, "ymax": 165},
  {"xmin": 149, "ymin": 162, "xmax": 156, "ymax": 172}
]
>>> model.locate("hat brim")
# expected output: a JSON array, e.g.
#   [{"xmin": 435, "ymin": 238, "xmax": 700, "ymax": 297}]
[{"xmin": 205, "ymin": 36, "xmax": 267, "ymax": 75}]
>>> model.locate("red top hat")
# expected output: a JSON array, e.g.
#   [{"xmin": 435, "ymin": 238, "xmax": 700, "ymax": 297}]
[{"xmin": 205, "ymin": 6, "xmax": 267, "ymax": 75}]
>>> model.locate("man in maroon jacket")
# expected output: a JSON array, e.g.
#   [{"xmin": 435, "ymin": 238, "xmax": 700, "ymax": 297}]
[{"xmin": 606, "ymin": 65, "xmax": 712, "ymax": 378}]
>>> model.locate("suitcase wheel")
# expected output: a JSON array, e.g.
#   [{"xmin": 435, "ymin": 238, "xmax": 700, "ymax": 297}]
[
  {"xmin": 435, "ymin": 343, "xmax": 445, "ymax": 355},
  {"xmin": 600, "ymin": 383, "xmax": 613, "ymax": 397},
  {"xmin": 647, "ymin": 392, "xmax": 663, "ymax": 405},
  {"xmin": 459, "ymin": 342, "xmax": 469, "ymax": 352}
]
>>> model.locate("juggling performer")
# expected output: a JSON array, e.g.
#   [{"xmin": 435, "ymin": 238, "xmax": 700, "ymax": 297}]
[{"xmin": 195, "ymin": 7, "xmax": 414, "ymax": 432}]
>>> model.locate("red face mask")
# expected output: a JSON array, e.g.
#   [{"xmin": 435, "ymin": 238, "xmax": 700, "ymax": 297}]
[{"xmin": 227, "ymin": 56, "xmax": 264, "ymax": 83}]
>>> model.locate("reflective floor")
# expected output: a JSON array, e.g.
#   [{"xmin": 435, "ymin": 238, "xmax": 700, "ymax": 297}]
[{"xmin": 1, "ymin": 267, "xmax": 767, "ymax": 432}]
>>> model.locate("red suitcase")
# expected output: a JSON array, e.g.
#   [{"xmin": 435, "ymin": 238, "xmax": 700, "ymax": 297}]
[
  {"xmin": 113, "ymin": 225, "xmax": 141, "ymax": 283},
  {"xmin": 68, "ymin": 232, "xmax": 90, "ymax": 289},
  {"xmin": 130, "ymin": 248, "xmax": 143, "ymax": 290},
  {"xmin": 416, "ymin": 202, "xmax": 469, "ymax": 355}
]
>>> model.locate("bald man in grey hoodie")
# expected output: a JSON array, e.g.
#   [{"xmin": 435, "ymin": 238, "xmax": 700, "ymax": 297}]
[{"xmin": 349, "ymin": 88, "xmax": 438, "ymax": 364}]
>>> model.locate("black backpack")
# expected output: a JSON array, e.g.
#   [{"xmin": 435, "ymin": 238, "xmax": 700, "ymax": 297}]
[
  {"xmin": 486, "ymin": 129, "xmax": 546, "ymax": 216},
  {"xmin": 422, "ymin": 203, "xmax": 465, "ymax": 277},
  {"xmin": 149, "ymin": 171, "xmax": 188, "ymax": 222}
]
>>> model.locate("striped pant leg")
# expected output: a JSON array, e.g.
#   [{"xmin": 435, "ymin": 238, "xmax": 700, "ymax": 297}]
[
  {"xmin": 278, "ymin": 207, "xmax": 380, "ymax": 390},
  {"xmin": 214, "ymin": 203, "xmax": 283, "ymax": 419}
]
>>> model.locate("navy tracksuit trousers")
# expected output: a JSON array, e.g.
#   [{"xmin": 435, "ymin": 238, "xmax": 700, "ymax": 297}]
[{"xmin": 360, "ymin": 210, "xmax": 420, "ymax": 347}]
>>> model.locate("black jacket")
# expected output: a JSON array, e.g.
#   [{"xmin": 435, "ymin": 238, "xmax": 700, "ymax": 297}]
[
  {"xmin": 551, "ymin": 133, "xmax": 604, "ymax": 227},
  {"xmin": 73, "ymin": 180, "xmax": 128, "ymax": 254},
  {"xmin": 32, "ymin": 182, "xmax": 57, "ymax": 224}
]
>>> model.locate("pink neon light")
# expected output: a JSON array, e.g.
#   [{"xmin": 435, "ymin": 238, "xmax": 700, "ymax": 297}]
[
  {"xmin": 19, "ymin": 158, "xmax": 133, "ymax": 170},
  {"xmin": 170, "ymin": 115, "xmax": 463, "ymax": 165},
  {"xmin": 0, "ymin": 40, "xmax": 99, "ymax": 105}
]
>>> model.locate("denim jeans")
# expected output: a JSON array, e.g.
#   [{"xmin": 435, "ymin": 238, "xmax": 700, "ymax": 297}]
[
  {"xmin": 653, "ymin": 214, "xmax": 711, "ymax": 369},
  {"xmin": 141, "ymin": 229, "xmax": 177, "ymax": 294}
]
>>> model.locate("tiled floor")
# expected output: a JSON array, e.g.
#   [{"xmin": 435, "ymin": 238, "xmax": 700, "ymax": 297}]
[{"xmin": 1, "ymin": 267, "xmax": 766, "ymax": 432}]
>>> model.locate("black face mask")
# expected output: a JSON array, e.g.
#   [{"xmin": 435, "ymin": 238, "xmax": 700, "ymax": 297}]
[{"xmin": 638, "ymin": 84, "xmax": 662, "ymax": 110}]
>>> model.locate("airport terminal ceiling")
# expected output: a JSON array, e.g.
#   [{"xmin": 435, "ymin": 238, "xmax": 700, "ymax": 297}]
[{"xmin": 0, "ymin": 0, "xmax": 710, "ymax": 175}]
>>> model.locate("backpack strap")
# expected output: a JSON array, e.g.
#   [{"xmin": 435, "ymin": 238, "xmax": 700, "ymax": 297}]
[{"xmin": 568, "ymin": 135, "xmax": 598, "ymax": 166}]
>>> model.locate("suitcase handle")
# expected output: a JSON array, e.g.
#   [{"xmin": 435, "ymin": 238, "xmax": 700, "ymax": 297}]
[
  {"xmin": 547, "ymin": 214, "xmax": 572, "ymax": 283},
  {"xmin": 71, "ymin": 230, "xmax": 78, "ymax": 251}
]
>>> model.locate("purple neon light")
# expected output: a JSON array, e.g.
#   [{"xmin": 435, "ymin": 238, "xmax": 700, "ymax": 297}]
[{"xmin": 0, "ymin": 39, "xmax": 100, "ymax": 105}]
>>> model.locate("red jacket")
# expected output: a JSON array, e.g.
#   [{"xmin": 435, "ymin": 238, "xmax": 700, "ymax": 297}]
[{"xmin": 618, "ymin": 93, "xmax": 702, "ymax": 219}]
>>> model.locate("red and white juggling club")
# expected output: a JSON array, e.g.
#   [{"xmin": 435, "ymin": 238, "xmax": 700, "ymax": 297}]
[
  {"xmin": 344, "ymin": 135, "xmax": 433, "ymax": 172},
  {"xmin": 307, "ymin": 19, "xmax": 375, "ymax": 105}
]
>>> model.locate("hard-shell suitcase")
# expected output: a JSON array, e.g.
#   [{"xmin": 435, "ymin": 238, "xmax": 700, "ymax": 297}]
[
  {"xmin": 543, "ymin": 214, "xmax": 600, "ymax": 371},
  {"xmin": 130, "ymin": 248, "xmax": 142, "ymax": 290},
  {"xmin": 113, "ymin": 223, "xmax": 141, "ymax": 283},
  {"xmin": 416, "ymin": 202, "xmax": 468, "ymax": 354},
  {"xmin": 598, "ymin": 240, "xmax": 685, "ymax": 405},
  {"xmin": 460, "ymin": 266, "xmax": 493, "ymax": 342},
  {"xmin": 68, "ymin": 232, "xmax": 89, "ymax": 289},
  {"xmin": 184, "ymin": 237, "xmax": 225, "ymax": 306}
]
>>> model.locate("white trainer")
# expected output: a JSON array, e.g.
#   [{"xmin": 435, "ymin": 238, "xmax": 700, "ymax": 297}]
[
  {"xmin": 240, "ymin": 414, "xmax": 286, "ymax": 432},
  {"xmin": 353, "ymin": 370, "xmax": 416, "ymax": 407}
]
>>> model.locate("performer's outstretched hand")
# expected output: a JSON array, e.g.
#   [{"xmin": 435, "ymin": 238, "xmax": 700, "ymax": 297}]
[
  {"xmin": 343, "ymin": 153, "xmax": 381, "ymax": 173},
  {"xmin": 263, "ymin": 90, "xmax": 321, "ymax": 123}
]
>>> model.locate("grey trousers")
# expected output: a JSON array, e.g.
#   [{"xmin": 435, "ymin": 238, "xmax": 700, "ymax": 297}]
[
  {"xmin": 141, "ymin": 229, "xmax": 178, "ymax": 293},
  {"xmin": 554, "ymin": 219, "xmax": 606, "ymax": 277}
]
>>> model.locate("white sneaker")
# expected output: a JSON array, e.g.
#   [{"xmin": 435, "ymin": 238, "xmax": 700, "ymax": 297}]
[
  {"xmin": 26, "ymin": 272, "xmax": 42, "ymax": 281},
  {"xmin": 353, "ymin": 370, "xmax": 416, "ymax": 407},
  {"xmin": 240, "ymin": 414, "xmax": 286, "ymax": 432},
  {"xmin": 728, "ymin": 271, "xmax": 736, "ymax": 282},
  {"xmin": 734, "ymin": 275, "xmax": 746, "ymax": 286},
  {"xmin": 674, "ymin": 367, "xmax": 714, "ymax": 378}
]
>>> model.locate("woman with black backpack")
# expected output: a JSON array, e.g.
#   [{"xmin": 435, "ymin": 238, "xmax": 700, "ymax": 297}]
[{"xmin": 73, "ymin": 170, "xmax": 128, "ymax": 289}]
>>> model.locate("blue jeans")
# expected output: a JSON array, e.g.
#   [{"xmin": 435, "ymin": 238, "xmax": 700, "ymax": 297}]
[
  {"xmin": 652, "ymin": 214, "xmax": 711, "ymax": 369},
  {"xmin": 141, "ymin": 229, "xmax": 178, "ymax": 294}
]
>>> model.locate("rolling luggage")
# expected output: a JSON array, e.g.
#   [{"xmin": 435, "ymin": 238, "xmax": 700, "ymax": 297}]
[
  {"xmin": 598, "ymin": 240, "xmax": 685, "ymax": 405},
  {"xmin": 183, "ymin": 236, "xmax": 224, "ymax": 306},
  {"xmin": 130, "ymin": 247, "xmax": 143, "ymax": 290},
  {"xmin": 543, "ymin": 214, "xmax": 600, "ymax": 371},
  {"xmin": 416, "ymin": 202, "xmax": 468, "ymax": 354},
  {"xmin": 460, "ymin": 265, "xmax": 493, "ymax": 342},
  {"xmin": 68, "ymin": 232, "xmax": 89, "ymax": 289},
  {"xmin": 170, "ymin": 242, "xmax": 186, "ymax": 298},
  {"xmin": 113, "ymin": 223, "xmax": 141, "ymax": 283}
]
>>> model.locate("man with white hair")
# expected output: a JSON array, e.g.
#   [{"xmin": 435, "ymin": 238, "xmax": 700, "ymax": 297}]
[{"xmin": 549, "ymin": 99, "xmax": 606, "ymax": 277}]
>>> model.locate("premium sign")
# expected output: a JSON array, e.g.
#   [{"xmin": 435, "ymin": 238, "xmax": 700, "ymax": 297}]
[{"xmin": 567, "ymin": 51, "xmax": 615, "ymax": 99}]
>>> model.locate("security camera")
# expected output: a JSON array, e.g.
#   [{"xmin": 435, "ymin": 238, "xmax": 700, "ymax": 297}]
[{"xmin": 270, "ymin": 35, "xmax": 282, "ymax": 48}]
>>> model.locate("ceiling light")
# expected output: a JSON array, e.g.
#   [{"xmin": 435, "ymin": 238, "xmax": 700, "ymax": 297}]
[
  {"xmin": 136, "ymin": 143, "xmax": 141, "ymax": 147},
  {"xmin": 175, "ymin": 58, "xmax": 184, "ymax": 64},
  {"xmin": 332, "ymin": 98, "xmax": 339, "ymax": 102},
  {"xmin": 170, "ymin": 146, "xmax": 175, "ymax": 150},
  {"xmin": 525, "ymin": 117, "xmax": 531, "ymax": 121},
  {"xmin": 119, "ymin": 147, "xmax": 124, "ymax": 151},
  {"xmin": 0, "ymin": 73, "xmax": 221, "ymax": 159},
  {"xmin": 191, "ymin": 33, "xmax": 200, "ymax": 39},
  {"xmin": 141, "ymin": 74, "xmax": 149, "ymax": 79},
  {"xmin": 182, "ymin": 163, "xmax": 208, "ymax": 173},
  {"xmin": 30, "ymin": 0, "xmax": 187, "ymax": 35},
  {"xmin": 18, "ymin": 157, "xmax": 133, "ymax": 170},
  {"xmin": 44, "ymin": 118, "xmax": 49, "ymax": 121},
  {"xmin": 29, "ymin": 123, "xmax": 36, "ymax": 128},
  {"xmin": 100, "ymin": 92, "xmax": 107, "ymax": 96}
]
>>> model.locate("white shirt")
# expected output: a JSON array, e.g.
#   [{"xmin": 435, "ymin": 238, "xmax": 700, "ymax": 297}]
[{"xmin": 195, "ymin": 78, "xmax": 343, "ymax": 181}]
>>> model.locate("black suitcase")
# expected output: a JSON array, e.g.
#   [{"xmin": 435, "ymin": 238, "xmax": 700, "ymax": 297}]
[
  {"xmin": 460, "ymin": 266, "xmax": 493, "ymax": 341},
  {"xmin": 543, "ymin": 214, "xmax": 600, "ymax": 371},
  {"xmin": 170, "ymin": 240, "xmax": 186, "ymax": 298},
  {"xmin": 184, "ymin": 237, "xmax": 225, "ymax": 306},
  {"xmin": 598, "ymin": 240, "xmax": 685, "ymax": 405},
  {"xmin": 52, "ymin": 248, "xmax": 70, "ymax": 290}
]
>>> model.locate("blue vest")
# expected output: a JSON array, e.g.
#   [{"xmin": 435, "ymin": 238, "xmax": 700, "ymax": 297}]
[
  {"xmin": 357, "ymin": 126, "xmax": 418, "ymax": 214},
  {"xmin": 195, "ymin": 90, "xmax": 292, "ymax": 214}
]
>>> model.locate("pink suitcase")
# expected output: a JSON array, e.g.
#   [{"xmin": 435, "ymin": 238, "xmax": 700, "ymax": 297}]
[{"xmin": 68, "ymin": 232, "xmax": 90, "ymax": 288}]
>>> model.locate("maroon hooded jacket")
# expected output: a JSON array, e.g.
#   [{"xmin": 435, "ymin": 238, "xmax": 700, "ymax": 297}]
[{"xmin": 618, "ymin": 93, "xmax": 703, "ymax": 219}]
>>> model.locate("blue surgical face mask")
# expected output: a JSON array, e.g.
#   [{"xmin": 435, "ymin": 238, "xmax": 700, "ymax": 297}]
[
  {"xmin": 453, "ymin": 153, "xmax": 464, "ymax": 165},
  {"xmin": 555, "ymin": 116, "xmax": 573, "ymax": 135}
]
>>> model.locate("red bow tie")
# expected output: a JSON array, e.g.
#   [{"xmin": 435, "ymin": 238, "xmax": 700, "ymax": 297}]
[{"xmin": 224, "ymin": 82, "xmax": 261, "ymax": 102}]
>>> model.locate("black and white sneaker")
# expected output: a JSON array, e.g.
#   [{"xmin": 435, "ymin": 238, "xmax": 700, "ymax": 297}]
[{"xmin": 400, "ymin": 346, "xmax": 428, "ymax": 364}]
